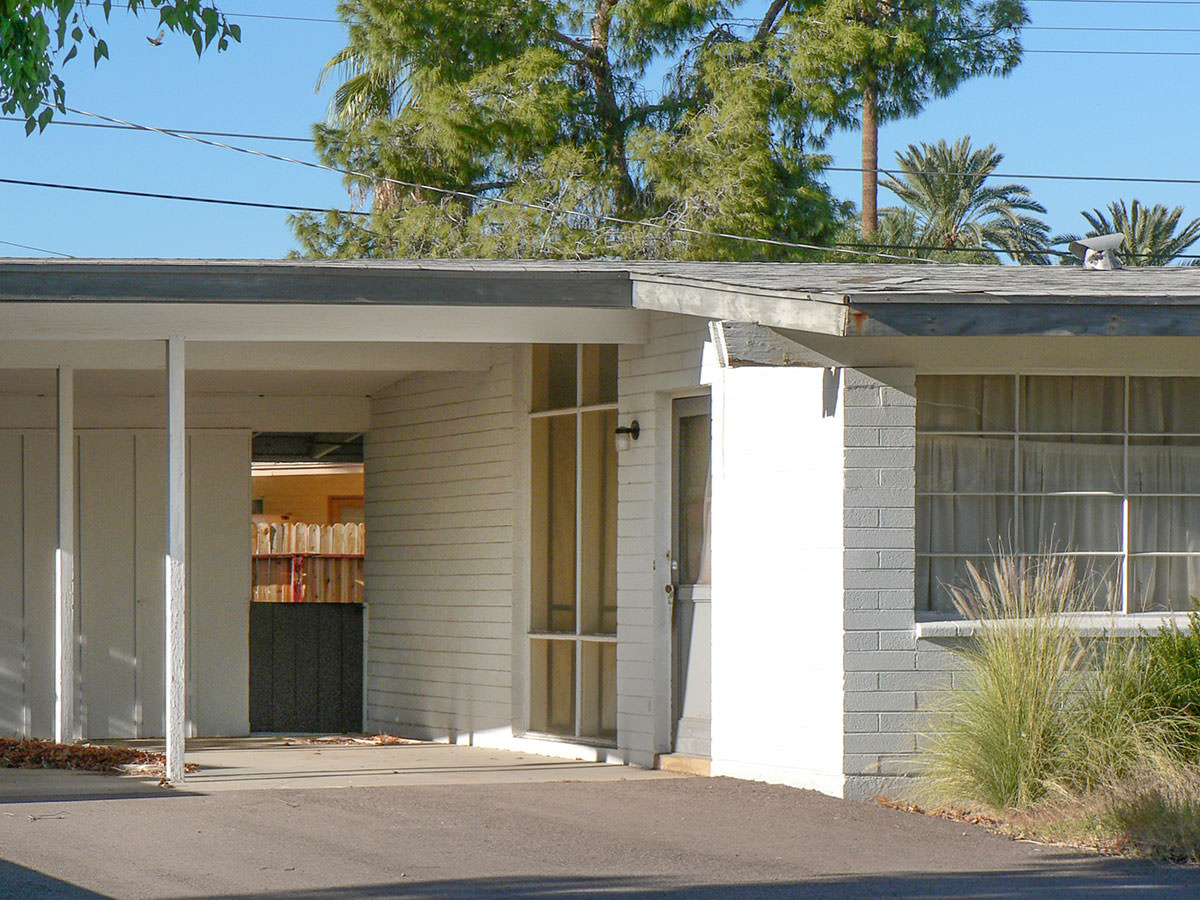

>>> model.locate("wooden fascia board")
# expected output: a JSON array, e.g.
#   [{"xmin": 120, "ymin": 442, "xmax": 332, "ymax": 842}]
[
  {"xmin": 0, "ymin": 263, "xmax": 633, "ymax": 308},
  {"xmin": 842, "ymin": 297, "xmax": 1200, "ymax": 337},
  {"xmin": 0, "ymin": 303, "xmax": 650, "ymax": 344},
  {"xmin": 631, "ymin": 275, "xmax": 847, "ymax": 336}
]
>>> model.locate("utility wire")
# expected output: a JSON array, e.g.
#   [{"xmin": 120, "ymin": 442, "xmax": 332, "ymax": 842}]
[
  {"xmin": 1026, "ymin": 48, "xmax": 1200, "ymax": 55},
  {"xmin": 0, "ymin": 238, "xmax": 74, "ymax": 258},
  {"xmin": 1030, "ymin": 0, "xmax": 1200, "ymax": 5},
  {"xmin": 0, "ymin": 115, "xmax": 310, "ymax": 142},
  {"xmin": 12, "ymin": 114, "xmax": 1200, "ymax": 189},
  {"xmin": 0, "ymin": 176, "xmax": 362, "ymax": 216},
  {"xmin": 1028, "ymin": 24, "xmax": 1200, "ymax": 31},
  {"xmin": 7, "ymin": 173, "xmax": 1196, "ymax": 261},
  {"xmin": 828, "ymin": 165, "xmax": 1200, "ymax": 187},
  {"xmin": 104, "ymin": 3, "xmax": 340, "ymax": 23},
  {"xmin": 102, "ymin": 5, "xmax": 1200, "ymax": 32},
  {"xmin": 55, "ymin": 104, "xmax": 941, "ymax": 264}
]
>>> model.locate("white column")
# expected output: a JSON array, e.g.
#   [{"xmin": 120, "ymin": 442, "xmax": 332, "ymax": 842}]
[
  {"xmin": 54, "ymin": 366, "xmax": 75, "ymax": 744},
  {"xmin": 165, "ymin": 338, "xmax": 187, "ymax": 783}
]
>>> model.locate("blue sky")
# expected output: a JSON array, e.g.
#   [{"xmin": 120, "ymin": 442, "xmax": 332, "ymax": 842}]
[{"xmin": 3, "ymin": 0, "xmax": 1199, "ymax": 259}]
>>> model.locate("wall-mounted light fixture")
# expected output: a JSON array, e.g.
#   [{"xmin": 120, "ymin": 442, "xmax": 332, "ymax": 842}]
[{"xmin": 613, "ymin": 420, "xmax": 640, "ymax": 452}]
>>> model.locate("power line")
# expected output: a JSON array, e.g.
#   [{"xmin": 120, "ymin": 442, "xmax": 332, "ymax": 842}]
[
  {"xmin": 1030, "ymin": 0, "xmax": 1200, "ymax": 5},
  {"xmin": 0, "ymin": 176, "xmax": 364, "ymax": 216},
  {"xmin": 828, "ymin": 165, "xmax": 1200, "ymax": 187},
  {"xmin": 1028, "ymin": 24, "xmax": 1200, "ymax": 31},
  {"xmin": 9, "ymin": 172, "xmax": 1195, "ymax": 262},
  {"xmin": 1, "ymin": 116, "xmax": 310, "ymax": 142},
  {"xmin": 16, "ymin": 113, "xmax": 1200, "ymax": 190},
  {"xmin": 54, "ymin": 104, "xmax": 941, "ymax": 264},
  {"xmin": 105, "ymin": 3, "xmax": 340, "ymax": 24},
  {"xmin": 838, "ymin": 242, "xmax": 1069, "ymax": 259},
  {"xmin": 1026, "ymin": 48, "xmax": 1200, "ymax": 55},
  {"xmin": 0, "ymin": 238, "xmax": 74, "ymax": 258},
  {"xmin": 13, "ymin": 118, "xmax": 1199, "ymax": 188}
]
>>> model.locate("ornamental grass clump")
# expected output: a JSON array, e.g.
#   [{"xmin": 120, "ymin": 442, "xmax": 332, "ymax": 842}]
[
  {"xmin": 920, "ymin": 554, "xmax": 1200, "ymax": 860},
  {"xmin": 922, "ymin": 554, "xmax": 1095, "ymax": 809},
  {"xmin": 1140, "ymin": 608, "xmax": 1200, "ymax": 763}
]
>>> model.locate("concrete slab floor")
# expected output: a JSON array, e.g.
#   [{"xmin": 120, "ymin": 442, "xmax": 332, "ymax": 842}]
[{"xmin": 0, "ymin": 737, "xmax": 675, "ymax": 802}]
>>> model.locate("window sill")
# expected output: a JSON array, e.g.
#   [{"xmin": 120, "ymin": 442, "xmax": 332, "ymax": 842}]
[{"xmin": 915, "ymin": 611, "xmax": 1197, "ymax": 639}]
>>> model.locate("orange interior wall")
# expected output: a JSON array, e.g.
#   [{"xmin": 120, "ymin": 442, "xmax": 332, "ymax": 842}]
[{"xmin": 252, "ymin": 472, "xmax": 364, "ymax": 524}]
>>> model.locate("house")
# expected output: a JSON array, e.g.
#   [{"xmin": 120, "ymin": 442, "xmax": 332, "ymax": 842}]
[{"xmin": 3, "ymin": 258, "xmax": 1199, "ymax": 799}]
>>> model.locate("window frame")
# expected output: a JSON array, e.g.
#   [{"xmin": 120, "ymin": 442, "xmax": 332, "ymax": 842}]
[
  {"xmin": 917, "ymin": 373, "xmax": 1200, "ymax": 616},
  {"xmin": 526, "ymin": 344, "xmax": 619, "ymax": 745}
]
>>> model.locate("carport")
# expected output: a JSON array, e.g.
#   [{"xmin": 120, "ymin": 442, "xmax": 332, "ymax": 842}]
[{"xmin": 0, "ymin": 259, "xmax": 645, "ymax": 784}]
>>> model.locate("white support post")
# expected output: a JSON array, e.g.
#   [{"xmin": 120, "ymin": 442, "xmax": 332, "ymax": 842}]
[
  {"xmin": 54, "ymin": 366, "xmax": 75, "ymax": 745},
  {"xmin": 165, "ymin": 338, "xmax": 187, "ymax": 783}
]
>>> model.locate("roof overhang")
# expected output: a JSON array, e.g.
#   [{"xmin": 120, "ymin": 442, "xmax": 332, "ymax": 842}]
[
  {"xmin": 9, "ymin": 259, "xmax": 1200, "ymax": 342},
  {"xmin": 631, "ymin": 267, "xmax": 1200, "ymax": 338}
]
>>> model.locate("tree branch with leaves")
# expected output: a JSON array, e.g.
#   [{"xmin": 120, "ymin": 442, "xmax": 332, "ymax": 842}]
[{"xmin": 0, "ymin": 0, "xmax": 241, "ymax": 133}]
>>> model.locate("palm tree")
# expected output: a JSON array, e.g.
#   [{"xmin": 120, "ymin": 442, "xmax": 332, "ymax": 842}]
[
  {"xmin": 879, "ymin": 137, "xmax": 1051, "ymax": 264},
  {"xmin": 1059, "ymin": 199, "xmax": 1200, "ymax": 266},
  {"xmin": 315, "ymin": 23, "xmax": 413, "ymax": 215},
  {"xmin": 317, "ymin": 31, "xmax": 410, "ymax": 128}
]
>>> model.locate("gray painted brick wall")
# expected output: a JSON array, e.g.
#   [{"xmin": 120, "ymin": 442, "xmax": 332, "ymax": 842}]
[{"xmin": 841, "ymin": 368, "xmax": 923, "ymax": 800}]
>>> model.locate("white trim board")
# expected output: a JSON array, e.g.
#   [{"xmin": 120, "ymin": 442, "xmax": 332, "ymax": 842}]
[{"xmin": 0, "ymin": 304, "xmax": 649, "ymax": 344}]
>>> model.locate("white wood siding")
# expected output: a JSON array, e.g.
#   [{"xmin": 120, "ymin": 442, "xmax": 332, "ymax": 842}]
[
  {"xmin": 0, "ymin": 426, "xmax": 250, "ymax": 739},
  {"xmin": 617, "ymin": 314, "xmax": 712, "ymax": 765},
  {"xmin": 364, "ymin": 350, "xmax": 516, "ymax": 740}
]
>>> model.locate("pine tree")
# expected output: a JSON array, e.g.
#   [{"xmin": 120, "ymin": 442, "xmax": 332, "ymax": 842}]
[
  {"xmin": 781, "ymin": 0, "xmax": 1028, "ymax": 237},
  {"xmin": 291, "ymin": 0, "xmax": 853, "ymax": 260}
]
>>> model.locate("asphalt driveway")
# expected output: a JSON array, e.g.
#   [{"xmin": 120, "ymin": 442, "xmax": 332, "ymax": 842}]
[{"xmin": 3, "ymin": 743, "xmax": 1200, "ymax": 899}]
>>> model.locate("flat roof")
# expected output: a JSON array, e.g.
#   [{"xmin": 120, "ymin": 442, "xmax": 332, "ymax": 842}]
[{"xmin": 7, "ymin": 259, "xmax": 1200, "ymax": 336}]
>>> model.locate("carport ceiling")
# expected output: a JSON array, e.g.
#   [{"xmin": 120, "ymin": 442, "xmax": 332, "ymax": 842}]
[{"xmin": 252, "ymin": 432, "xmax": 364, "ymax": 463}]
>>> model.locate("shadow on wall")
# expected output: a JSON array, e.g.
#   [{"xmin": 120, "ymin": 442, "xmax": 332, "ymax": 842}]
[{"xmin": 160, "ymin": 866, "xmax": 1200, "ymax": 900}]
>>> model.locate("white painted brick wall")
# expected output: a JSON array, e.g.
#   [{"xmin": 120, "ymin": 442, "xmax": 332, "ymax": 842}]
[
  {"xmin": 364, "ymin": 350, "xmax": 516, "ymax": 743},
  {"xmin": 841, "ymin": 368, "xmax": 921, "ymax": 801},
  {"xmin": 709, "ymin": 365, "xmax": 846, "ymax": 797}
]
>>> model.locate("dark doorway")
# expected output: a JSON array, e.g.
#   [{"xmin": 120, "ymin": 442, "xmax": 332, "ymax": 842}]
[
  {"xmin": 249, "ymin": 602, "xmax": 363, "ymax": 733},
  {"xmin": 249, "ymin": 435, "xmax": 366, "ymax": 734}
]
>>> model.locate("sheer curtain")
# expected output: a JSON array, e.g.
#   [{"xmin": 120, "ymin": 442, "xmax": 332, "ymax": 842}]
[{"xmin": 917, "ymin": 375, "xmax": 1200, "ymax": 614}]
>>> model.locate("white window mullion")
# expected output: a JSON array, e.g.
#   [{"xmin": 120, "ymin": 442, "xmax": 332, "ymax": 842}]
[
  {"xmin": 573, "ymin": 348, "xmax": 584, "ymax": 739},
  {"xmin": 1121, "ymin": 375, "xmax": 1131, "ymax": 614},
  {"xmin": 1012, "ymin": 374, "xmax": 1021, "ymax": 556}
]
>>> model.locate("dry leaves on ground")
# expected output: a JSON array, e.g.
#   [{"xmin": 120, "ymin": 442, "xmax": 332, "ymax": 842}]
[
  {"xmin": 0, "ymin": 737, "xmax": 161, "ymax": 773},
  {"xmin": 288, "ymin": 734, "xmax": 419, "ymax": 747}
]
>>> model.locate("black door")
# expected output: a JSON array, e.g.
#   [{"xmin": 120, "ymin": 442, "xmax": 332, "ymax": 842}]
[{"xmin": 249, "ymin": 602, "xmax": 363, "ymax": 733}]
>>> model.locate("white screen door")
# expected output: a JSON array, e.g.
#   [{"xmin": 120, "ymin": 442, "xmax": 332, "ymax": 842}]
[{"xmin": 671, "ymin": 395, "xmax": 711, "ymax": 757}]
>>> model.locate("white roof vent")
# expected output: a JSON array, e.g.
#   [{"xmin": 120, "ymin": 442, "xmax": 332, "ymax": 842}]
[{"xmin": 1069, "ymin": 232, "xmax": 1125, "ymax": 270}]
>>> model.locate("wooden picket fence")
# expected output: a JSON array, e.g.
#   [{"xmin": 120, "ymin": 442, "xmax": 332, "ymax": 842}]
[{"xmin": 251, "ymin": 522, "xmax": 365, "ymax": 604}]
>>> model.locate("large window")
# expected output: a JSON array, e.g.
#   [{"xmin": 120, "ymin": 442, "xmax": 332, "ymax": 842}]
[
  {"xmin": 528, "ymin": 344, "xmax": 618, "ymax": 742},
  {"xmin": 917, "ymin": 375, "xmax": 1200, "ymax": 614}
]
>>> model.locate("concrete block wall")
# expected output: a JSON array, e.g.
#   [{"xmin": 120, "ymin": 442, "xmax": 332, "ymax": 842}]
[
  {"xmin": 841, "ymin": 368, "xmax": 922, "ymax": 801},
  {"xmin": 616, "ymin": 313, "xmax": 712, "ymax": 766}
]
